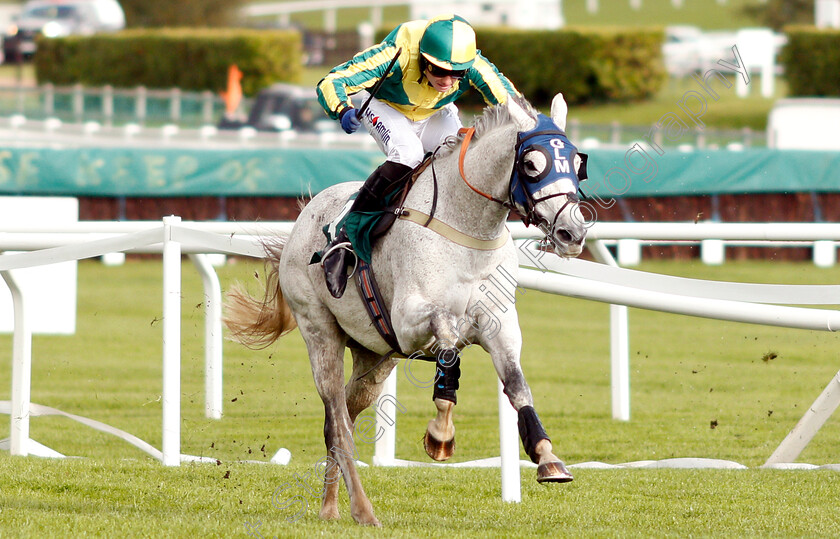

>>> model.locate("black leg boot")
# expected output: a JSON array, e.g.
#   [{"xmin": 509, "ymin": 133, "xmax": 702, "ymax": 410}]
[
  {"xmin": 321, "ymin": 161, "xmax": 413, "ymax": 299},
  {"xmin": 350, "ymin": 161, "xmax": 414, "ymax": 213}
]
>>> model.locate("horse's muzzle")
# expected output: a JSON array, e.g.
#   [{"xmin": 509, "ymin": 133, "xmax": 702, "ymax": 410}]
[{"xmin": 548, "ymin": 200, "xmax": 587, "ymax": 258}]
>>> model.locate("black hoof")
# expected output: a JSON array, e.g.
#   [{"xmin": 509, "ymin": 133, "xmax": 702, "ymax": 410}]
[
  {"xmin": 537, "ymin": 461, "xmax": 574, "ymax": 483},
  {"xmin": 423, "ymin": 430, "xmax": 455, "ymax": 461}
]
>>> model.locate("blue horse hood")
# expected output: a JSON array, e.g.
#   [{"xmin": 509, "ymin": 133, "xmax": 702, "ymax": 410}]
[{"xmin": 509, "ymin": 114, "xmax": 587, "ymax": 211}]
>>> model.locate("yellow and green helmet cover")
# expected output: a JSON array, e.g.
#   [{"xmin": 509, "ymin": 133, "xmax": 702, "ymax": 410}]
[{"xmin": 419, "ymin": 14, "xmax": 477, "ymax": 71}]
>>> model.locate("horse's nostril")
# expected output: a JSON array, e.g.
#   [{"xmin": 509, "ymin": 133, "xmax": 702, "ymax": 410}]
[{"xmin": 556, "ymin": 230, "xmax": 573, "ymax": 243}]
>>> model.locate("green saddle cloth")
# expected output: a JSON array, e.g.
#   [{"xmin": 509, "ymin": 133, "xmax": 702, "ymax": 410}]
[
  {"xmin": 342, "ymin": 209, "xmax": 386, "ymax": 264},
  {"xmin": 311, "ymin": 190, "xmax": 399, "ymax": 266}
]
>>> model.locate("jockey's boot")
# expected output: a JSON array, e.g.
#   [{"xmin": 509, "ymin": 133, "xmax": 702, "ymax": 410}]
[
  {"xmin": 322, "ymin": 160, "xmax": 414, "ymax": 299},
  {"xmin": 322, "ymin": 228, "xmax": 354, "ymax": 298}
]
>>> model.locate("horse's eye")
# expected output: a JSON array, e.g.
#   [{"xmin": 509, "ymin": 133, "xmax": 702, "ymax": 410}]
[{"xmin": 521, "ymin": 149, "xmax": 548, "ymax": 179}]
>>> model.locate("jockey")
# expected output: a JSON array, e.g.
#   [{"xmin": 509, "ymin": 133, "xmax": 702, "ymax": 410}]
[{"xmin": 316, "ymin": 13, "xmax": 519, "ymax": 298}]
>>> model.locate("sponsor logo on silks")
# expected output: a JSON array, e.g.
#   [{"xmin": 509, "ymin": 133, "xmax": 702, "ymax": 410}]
[{"xmin": 363, "ymin": 109, "xmax": 391, "ymax": 145}]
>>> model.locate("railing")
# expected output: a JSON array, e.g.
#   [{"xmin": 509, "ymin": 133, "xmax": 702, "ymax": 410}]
[
  {"xmin": 566, "ymin": 119, "xmax": 767, "ymax": 150},
  {"xmin": 0, "ymin": 83, "xmax": 244, "ymax": 128},
  {"xmin": 0, "ymin": 83, "xmax": 768, "ymax": 149}
]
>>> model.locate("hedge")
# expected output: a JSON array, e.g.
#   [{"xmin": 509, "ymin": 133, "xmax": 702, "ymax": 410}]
[
  {"xmin": 781, "ymin": 26, "xmax": 840, "ymax": 97},
  {"xmin": 34, "ymin": 28, "xmax": 302, "ymax": 96},
  {"xmin": 474, "ymin": 27, "xmax": 665, "ymax": 105}
]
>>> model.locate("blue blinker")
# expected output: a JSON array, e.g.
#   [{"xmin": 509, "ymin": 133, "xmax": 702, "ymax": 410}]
[{"xmin": 509, "ymin": 114, "xmax": 587, "ymax": 212}]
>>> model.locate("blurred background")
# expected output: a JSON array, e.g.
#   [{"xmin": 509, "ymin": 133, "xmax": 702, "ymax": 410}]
[{"xmin": 0, "ymin": 0, "xmax": 838, "ymax": 263}]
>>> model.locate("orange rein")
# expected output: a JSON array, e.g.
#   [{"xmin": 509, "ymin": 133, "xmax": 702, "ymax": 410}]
[{"xmin": 457, "ymin": 127, "xmax": 509, "ymax": 207}]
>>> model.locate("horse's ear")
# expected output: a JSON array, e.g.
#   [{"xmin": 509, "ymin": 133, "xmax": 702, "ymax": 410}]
[
  {"xmin": 507, "ymin": 95, "xmax": 537, "ymax": 131},
  {"xmin": 551, "ymin": 93, "xmax": 568, "ymax": 131}
]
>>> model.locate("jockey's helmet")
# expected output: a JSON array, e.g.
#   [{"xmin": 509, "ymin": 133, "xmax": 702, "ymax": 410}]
[{"xmin": 419, "ymin": 14, "xmax": 477, "ymax": 71}]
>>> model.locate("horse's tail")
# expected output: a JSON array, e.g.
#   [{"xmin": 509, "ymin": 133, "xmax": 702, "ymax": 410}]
[{"xmin": 223, "ymin": 239, "xmax": 297, "ymax": 349}]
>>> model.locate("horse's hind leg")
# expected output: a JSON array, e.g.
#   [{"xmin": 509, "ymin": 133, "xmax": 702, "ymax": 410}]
[
  {"xmin": 321, "ymin": 346, "xmax": 398, "ymax": 521},
  {"xmin": 298, "ymin": 316, "xmax": 380, "ymax": 526},
  {"xmin": 345, "ymin": 347, "xmax": 400, "ymax": 427}
]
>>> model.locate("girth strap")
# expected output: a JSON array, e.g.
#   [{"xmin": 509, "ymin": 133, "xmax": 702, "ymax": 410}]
[
  {"xmin": 398, "ymin": 208, "xmax": 509, "ymax": 251},
  {"xmin": 351, "ymin": 259, "xmax": 457, "ymax": 381},
  {"xmin": 355, "ymin": 259, "xmax": 401, "ymax": 354}
]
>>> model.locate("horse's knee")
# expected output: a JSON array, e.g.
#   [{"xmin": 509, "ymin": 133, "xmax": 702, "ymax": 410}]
[{"xmin": 428, "ymin": 311, "xmax": 467, "ymax": 403}]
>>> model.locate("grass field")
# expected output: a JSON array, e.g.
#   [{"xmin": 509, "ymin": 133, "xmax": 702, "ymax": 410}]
[
  {"xmin": 1, "ymin": 257, "xmax": 839, "ymax": 536},
  {"xmin": 258, "ymin": 0, "xmax": 761, "ymax": 31}
]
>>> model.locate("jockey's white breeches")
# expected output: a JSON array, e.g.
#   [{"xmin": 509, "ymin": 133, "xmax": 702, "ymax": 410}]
[{"xmin": 355, "ymin": 91, "xmax": 462, "ymax": 168}]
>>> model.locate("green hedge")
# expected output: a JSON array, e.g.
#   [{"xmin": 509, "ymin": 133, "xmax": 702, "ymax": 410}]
[
  {"xmin": 474, "ymin": 27, "xmax": 666, "ymax": 105},
  {"xmin": 781, "ymin": 26, "xmax": 840, "ymax": 97},
  {"xmin": 34, "ymin": 28, "xmax": 303, "ymax": 96}
]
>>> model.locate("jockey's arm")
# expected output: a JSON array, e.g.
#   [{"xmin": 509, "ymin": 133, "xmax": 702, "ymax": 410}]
[
  {"xmin": 467, "ymin": 52, "xmax": 520, "ymax": 106},
  {"xmin": 316, "ymin": 43, "xmax": 402, "ymax": 120}
]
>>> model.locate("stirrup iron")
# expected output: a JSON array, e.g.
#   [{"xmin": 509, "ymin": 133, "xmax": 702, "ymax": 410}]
[{"xmin": 320, "ymin": 241, "xmax": 359, "ymax": 278}]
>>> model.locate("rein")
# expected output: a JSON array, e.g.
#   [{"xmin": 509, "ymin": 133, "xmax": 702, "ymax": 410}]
[{"xmin": 457, "ymin": 127, "xmax": 511, "ymax": 208}]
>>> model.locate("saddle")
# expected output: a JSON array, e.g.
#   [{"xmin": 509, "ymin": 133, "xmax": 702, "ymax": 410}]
[
  {"xmin": 311, "ymin": 154, "xmax": 432, "ymax": 266},
  {"xmin": 309, "ymin": 155, "xmax": 435, "ymax": 366}
]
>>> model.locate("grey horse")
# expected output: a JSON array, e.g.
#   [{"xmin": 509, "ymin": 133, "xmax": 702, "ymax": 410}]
[{"xmin": 225, "ymin": 92, "xmax": 588, "ymax": 526}]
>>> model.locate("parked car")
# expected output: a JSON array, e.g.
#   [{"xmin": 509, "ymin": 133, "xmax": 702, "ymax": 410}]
[
  {"xmin": 218, "ymin": 83, "xmax": 342, "ymax": 134},
  {"xmin": 3, "ymin": 0, "xmax": 125, "ymax": 62}
]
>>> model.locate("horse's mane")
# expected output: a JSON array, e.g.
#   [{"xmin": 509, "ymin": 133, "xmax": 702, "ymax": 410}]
[{"xmin": 436, "ymin": 94, "xmax": 538, "ymax": 158}]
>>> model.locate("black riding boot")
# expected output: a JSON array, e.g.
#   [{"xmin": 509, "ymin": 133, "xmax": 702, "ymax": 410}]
[{"xmin": 322, "ymin": 161, "xmax": 413, "ymax": 299}]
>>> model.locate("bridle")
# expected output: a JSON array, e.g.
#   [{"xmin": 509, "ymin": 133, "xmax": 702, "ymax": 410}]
[{"xmin": 454, "ymin": 122, "xmax": 585, "ymax": 230}]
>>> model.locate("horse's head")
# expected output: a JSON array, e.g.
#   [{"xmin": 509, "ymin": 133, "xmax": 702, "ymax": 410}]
[{"xmin": 507, "ymin": 94, "xmax": 588, "ymax": 257}]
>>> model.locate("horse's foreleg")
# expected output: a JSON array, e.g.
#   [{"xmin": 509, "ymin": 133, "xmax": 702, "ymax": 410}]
[
  {"xmin": 516, "ymin": 403, "xmax": 574, "ymax": 483},
  {"xmin": 423, "ymin": 311, "xmax": 463, "ymax": 461},
  {"xmin": 488, "ymin": 333, "xmax": 574, "ymax": 484},
  {"xmin": 425, "ymin": 397, "xmax": 456, "ymax": 461}
]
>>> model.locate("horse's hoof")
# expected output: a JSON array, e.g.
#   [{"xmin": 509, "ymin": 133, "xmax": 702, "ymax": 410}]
[
  {"xmin": 352, "ymin": 513, "xmax": 381, "ymax": 527},
  {"xmin": 423, "ymin": 430, "xmax": 455, "ymax": 461},
  {"xmin": 319, "ymin": 507, "xmax": 340, "ymax": 521},
  {"xmin": 537, "ymin": 461, "xmax": 574, "ymax": 483}
]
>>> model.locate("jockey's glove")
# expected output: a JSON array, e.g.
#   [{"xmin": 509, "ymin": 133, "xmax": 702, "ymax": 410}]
[{"xmin": 339, "ymin": 107, "xmax": 361, "ymax": 134}]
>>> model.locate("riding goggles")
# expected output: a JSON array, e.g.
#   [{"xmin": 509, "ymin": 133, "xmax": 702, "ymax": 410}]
[{"xmin": 426, "ymin": 64, "xmax": 467, "ymax": 79}]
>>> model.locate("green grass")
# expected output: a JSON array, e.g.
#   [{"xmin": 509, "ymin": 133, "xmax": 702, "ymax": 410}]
[
  {"xmin": 2, "ymin": 460, "xmax": 839, "ymax": 537},
  {"xmin": 250, "ymin": 0, "xmax": 761, "ymax": 31},
  {"xmin": 566, "ymin": 75, "xmax": 785, "ymax": 131},
  {"xmin": 563, "ymin": 0, "xmax": 760, "ymax": 29},
  {"xmin": 1, "ymin": 257, "xmax": 839, "ymax": 536}
]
